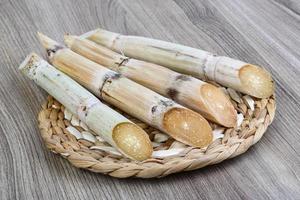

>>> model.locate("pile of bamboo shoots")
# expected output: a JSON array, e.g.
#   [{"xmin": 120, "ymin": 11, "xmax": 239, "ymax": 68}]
[{"xmin": 19, "ymin": 29, "xmax": 274, "ymax": 161}]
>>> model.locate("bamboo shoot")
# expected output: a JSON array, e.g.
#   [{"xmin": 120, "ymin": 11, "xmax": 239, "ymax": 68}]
[
  {"xmin": 19, "ymin": 53, "xmax": 152, "ymax": 161},
  {"xmin": 82, "ymin": 29, "xmax": 274, "ymax": 98}
]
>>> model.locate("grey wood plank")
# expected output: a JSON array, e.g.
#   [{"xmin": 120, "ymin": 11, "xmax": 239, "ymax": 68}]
[
  {"xmin": 0, "ymin": 0, "xmax": 299, "ymax": 199},
  {"xmin": 271, "ymin": 0, "xmax": 300, "ymax": 16}
]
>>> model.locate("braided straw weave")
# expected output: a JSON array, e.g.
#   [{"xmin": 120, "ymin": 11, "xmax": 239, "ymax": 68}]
[{"xmin": 38, "ymin": 85, "xmax": 275, "ymax": 178}]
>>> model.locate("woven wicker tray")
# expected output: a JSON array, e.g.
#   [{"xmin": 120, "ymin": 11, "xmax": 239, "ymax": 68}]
[{"xmin": 38, "ymin": 86, "xmax": 275, "ymax": 178}]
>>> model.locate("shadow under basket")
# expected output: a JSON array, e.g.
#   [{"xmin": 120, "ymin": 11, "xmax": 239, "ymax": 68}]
[{"xmin": 38, "ymin": 86, "xmax": 276, "ymax": 178}]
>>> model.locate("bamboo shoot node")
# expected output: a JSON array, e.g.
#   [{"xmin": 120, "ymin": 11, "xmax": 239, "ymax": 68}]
[
  {"xmin": 203, "ymin": 55, "xmax": 222, "ymax": 81},
  {"xmin": 77, "ymin": 97, "xmax": 100, "ymax": 120}
]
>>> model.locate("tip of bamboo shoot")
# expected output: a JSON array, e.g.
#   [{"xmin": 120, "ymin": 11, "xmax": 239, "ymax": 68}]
[
  {"xmin": 201, "ymin": 84, "xmax": 237, "ymax": 127},
  {"xmin": 163, "ymin": 108, "xmax": 212, "ymax": 148},
  {"xmin": 37, "ymin": 32, "xmax": 63, "ymax": 53},
  {"xmin": 80, "ymin": 29, "xmax": 101, "ymax": 39},
  {"xmin": 80, "ymin": 29, "xmax": 120, "ymax": 49},
  {"xmin": 239, "ymin": 65, "xmax": 274, "ymax": 98},
  {"xmin": 112, "ymin": 122, "xmax": 153, "ymax": 161},
  {"xmin": 64, "ymin": 34, "xmax": 77, "ymax": 48}
]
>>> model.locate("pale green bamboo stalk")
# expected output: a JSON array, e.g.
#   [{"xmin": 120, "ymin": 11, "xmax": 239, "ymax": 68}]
[{"xmin": 19, "ymin": 53, "xmax": 152, "ymax": 161}]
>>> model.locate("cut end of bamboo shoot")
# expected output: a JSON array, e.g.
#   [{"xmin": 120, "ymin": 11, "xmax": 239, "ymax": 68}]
[
  {"xmin": 19, "ymin": 52, "xmax": 39, "ymax": 73},
  {"xmin": 201, "ymin": 84, "xmax": 237, "ymax": 127},
  {"xmin": 239, "ymin": 65, "xmax": 274, "ymax": 98},
  {"xmin": 112, "ymin": 122, "xmax": 153, "ymax": 161},
  {"xmin": 163, "ymin": 108, "xmax": 212, "ymax": 148}
]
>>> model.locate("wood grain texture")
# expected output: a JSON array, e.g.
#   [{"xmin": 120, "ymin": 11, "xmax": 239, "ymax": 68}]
[{"xmin": 0, "ymin": 0, "xmax": 299, "ymax": 199}]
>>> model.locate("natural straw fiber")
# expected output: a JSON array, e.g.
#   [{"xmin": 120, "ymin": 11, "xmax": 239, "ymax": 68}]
[{"xmin": 38, "ymin": 84, "xmax": 275, "ymax": 178}]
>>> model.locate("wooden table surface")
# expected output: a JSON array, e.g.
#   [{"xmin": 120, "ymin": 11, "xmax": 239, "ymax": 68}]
[{"xmin": 1, "ymin": 0, "xmax": 299, "ymax": 199}]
